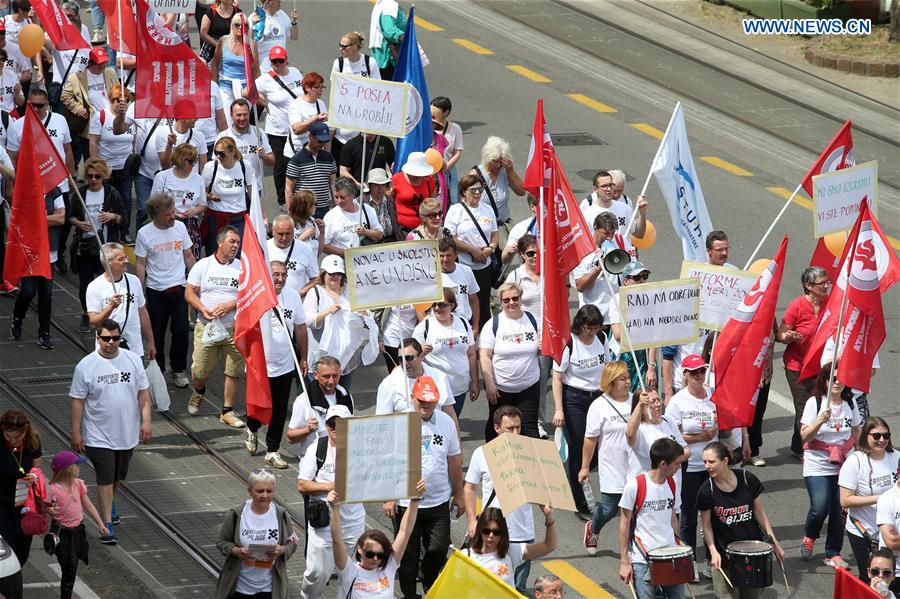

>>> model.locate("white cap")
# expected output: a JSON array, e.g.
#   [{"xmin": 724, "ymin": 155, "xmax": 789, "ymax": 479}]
[
  {"xmin": 325, "ymin": 404, "xmax": 352, "ymax": 422},
  {"xmin": 320, "ymin": 255, "xmax": 345, "ymax": 274}
]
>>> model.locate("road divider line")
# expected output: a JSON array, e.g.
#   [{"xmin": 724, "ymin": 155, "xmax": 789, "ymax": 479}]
[
  {"xmin": 701, "ymin": 156, "xmax": 753, "ymax": 177},
  {"xmin": 568, "ymin": 93, "xmax": 617, "ymax": 113},
  {"xmin": 543, "ymin": 560, "xmax": 616, "ymax": 598},
  {"xmin": 507, "ymin": 65, "xmax": 552, "ymax": 83},
  {"xmin": 453, "ymin": 38, "xmax": 494, "ymax": 55},
  {"xmin": 630, "ymin": 123, "xmax": 664, "ymax": 140},
  {"xmin": 415, "ymin": 17, "xmax": 444, "ymax": 31}
]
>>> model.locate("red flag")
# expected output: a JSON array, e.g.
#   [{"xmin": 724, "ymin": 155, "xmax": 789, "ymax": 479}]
[
  {"xmin": 22, "ymin": 104, "xmax": 69, "ymax": 195},
  {"xmin": 234, "ymin": 215, "xmax": 278, "ymax": 425},
  {"xmin": 800, "ymin": 120, "xmax": 854, "ymax": 196},
  {"xmin": 96, "ymin": 0, "xmax": 136, "ymax": 53},
  {"xmin": 799, "ymin": 201, "xmax": 900, "ymax": 391},
  {"xmin": 133, "ymin": 0, "xmax": 211, "ymax": 119},
  {"xmin": 31, "ymin": 0, "xmax": 90, "ymax": 51},
  {"xmin": 833, "ymin": 565, "xmax": 881, "ymax": 598},
  {"xmin": 523, "ymin": 99, "xmax": 550, "ymax": 196},
  {"xmin": 809, "ymin": 236, "xmax": 841, "ymax": 284},
  {"xmin": 712, "ymin": 236, "xmax": 788, "ymax": 429},
  {"xmin": 240, "ymin": 15, "xmax": 258, "ymax": 105},
  {"xmin": 3, "ymin": 110, "xmax": 52, "ymax": 284}
]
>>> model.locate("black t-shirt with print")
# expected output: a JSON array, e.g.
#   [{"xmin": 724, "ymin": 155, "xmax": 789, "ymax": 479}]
[
  {"xmin": 0, "ymin": 444, "xmax": 42, "ymax": 507},
  {"xmin": 696, "ymin": 469, "xmax": 764, "ymax": 558}
]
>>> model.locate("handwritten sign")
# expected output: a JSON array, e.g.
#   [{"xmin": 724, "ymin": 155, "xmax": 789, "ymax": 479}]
[
  {"xmin": 149, "ymin": 0, "xmax": 196, "ymax": 14},
  {"xmin": 483, "ymin": 433, "xmax": 576, "ymax": 514},
  {"xmin": 328, "ymin": 72, "xmax": 410, "ymax": 138},
  {"xmin": 335, "ymin": 412, "xmax": 421, "ymax": 504},
  {"xmin": 679, "ymin": 262, "xmax": 757, "ymax": 332},
  {"xmin": 619, "ymin": 278, "xmax": 700, "ymax": 351},
  {"xmin": 812, "ymin": 160, "xmax": 878, "ymax": 237},
  {"xmin": 345, "ymin": 240, "xmax": 443, "ymax": 311}
]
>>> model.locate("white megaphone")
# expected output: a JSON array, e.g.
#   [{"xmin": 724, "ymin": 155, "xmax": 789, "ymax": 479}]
[{"xmin": 602, "ymin": 248, "xmax": 631, "ymax": 275}]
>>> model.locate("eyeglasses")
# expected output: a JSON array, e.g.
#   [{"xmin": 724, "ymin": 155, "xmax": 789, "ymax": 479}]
[
  {"xmin": 97, "ymin": 335, "xmax": 122, "ymax": 342},
  {"xmin": 232, "ymin": 23, "xmax": 241, "ymax": 29},
  {"xmin": 271, "ymin": 58, "xmax": 285, "ymax": 64},
  {"xmin": 312, "ymin": 84, "xmax": 326, "ymax": 90},
  {"xmin": 628, "ymin": 273, "xmax": 650, "ymax": 282},
  {"xmin": 596, "ymin": 183, "xmax": 615, "ymax": 189},
  {"xmin": 338, "ymin": 43, "xmax": 353, "ymax": 49},
  {"xmin": 86, "ymin": 173, "xmax": 103, "ymax": 180},
  {"xmin": 432, "ymin": 301, "xmax": 450, "ymax": 310},
  {"xmin": 215, "ymin": 150, "xmax": 228, "ymax": 158},
  {"xmin": 811, "ymin": 280, "xmax": 832, "ymax": 287},
  {"xmin": 481, "ymin": 527, "xmax": 503, "ymax": 536},
  {"xmin": 466, "ymin": 187, "xmax": 483, "ymax": 194},
  {"xmin": 870, "ymin": 432, "xmax": 891, "ymax": 441},
  {"xmin": 399, "ymin": 354, "xmax": 418, "ymax": 362},
  {"xmin": 423, "ymin": 212, "xmax": 441, "ymax": 219},
  {"xmin": 185, "ymin": 158, "xmax": 197, "ymax": 164},
  {"xmin": 870, "ymin": 568, "xmax": 895, "ymax": 578},
  {"xmin": 501, "ymin": 296, "xmax": 521, "ymax": 304},
  {"xmin": 362, "ymin": 549, "xmax": 386, "ymax": 560},
  {"xmin": 523, "ymin": 250, "xmax": 537, "ymax": 258}
]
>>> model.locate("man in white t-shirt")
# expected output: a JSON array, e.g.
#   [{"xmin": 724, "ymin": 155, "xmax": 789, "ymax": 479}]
[
  {"xmin": 502, "ymin": 193, "xmax": 538, "ymax": 265},
  {"xmin": 580, "ymin": 170, "xmax": 647, "ymax": 258},
  {"xmin": 286, "ymin": 356, "xmax": 354, "ymax": 459},
  {"xmin": 217, "ymin": 99, "xmax": 274, "ymax": 194},
  {"xmin": 185, "ymin": 225, "xmax": 245, "ymax": 428},
  {"xmin": 877, "ymin": 481, "xmax": 900, "ymax": 580},
  {"xmin": 267, "ymin": 214, "xmax": 318, "ymax": 297},
  {"xmin": 323, "ymin": 176, "xmax": 383, "ymax": 255},
  {"xmin": 69, "ymin": 319, "xmax": 152, "ymax": 545},
  {"xmin": 439, "ymin": 238, "xmax": 480, "ymax": 331},
  {"xmin": 573, "ymin": 211, "xmax": 620, "ymax": 320},
  {"xmin": 463, "ymin": 405, "xmax": 536, "ymax": 594},
  {"xmin": 86, "ymin": 243, "xmax": 155, "ymax": 360},
  {"xmin": 297, "ymin": 404, "xmax": 365, "ymax": 599},
  {"xmin": 618, "ymin": 437, "xmax": 685, "ymax": 599}
]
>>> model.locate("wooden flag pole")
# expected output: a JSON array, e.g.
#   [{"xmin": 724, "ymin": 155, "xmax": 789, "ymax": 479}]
[{"xmin": 602, "ymin": 271, "xmax": 646, "ymax": 393}]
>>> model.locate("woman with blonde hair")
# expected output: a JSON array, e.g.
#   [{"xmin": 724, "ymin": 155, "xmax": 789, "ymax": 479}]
[
  {"xmin": 406, "ymin": 198, "xmax": 444, "ymax": 241},
  {"xmin": 211, "ymin": 13, "xmax": 259, "ymax": 111},
  {"xmin": 151, "ymin": 143, "xmax": 207, "ymax": 258},
  {"xmin": 332, "ymin": 30, "xmax": 381, "ymax": 165},
  {"xmin": 289, "ymin": 189, "xmax": 325, "ymax": 255},
  {"xmin": 88, "ymin": 85, "xmax": 135, "ymax": 227},
  {"xmin": 202, "ymin": 136, "xmax": 255, "ymax": 254},
  {"xmin": 468, "ymin": 136, "xmax": 525, "ymax": 226},
  {"xmin": 199, "ymin": 0, "xmax": 241, "ymax": 62}
]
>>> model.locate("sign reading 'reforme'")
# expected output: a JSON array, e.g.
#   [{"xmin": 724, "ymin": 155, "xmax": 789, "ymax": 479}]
[
  {"xmin": 328, "ymin": 72, "xmax": 411, "ymax": 138},
  {"xmin": 680, "ymin": 262, "xmax": 757, "ymax": 332},
  {"xmin": 345, "ymin": 240, "xmax": 443, "ymax": 311},
  {"xmin": 619, "ymin": 278, "xmax": 701, "ymax": 350}
]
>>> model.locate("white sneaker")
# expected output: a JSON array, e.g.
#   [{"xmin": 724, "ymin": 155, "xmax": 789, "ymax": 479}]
[
  {"xmin": 91, "ymin": 29, "xmax": 105, "ymax": 43},
  {"xmin": 537, "ymin": 422, "xmax": 549, "ymax": 440},
  {"xmin": 265, "ymin": 452, "xmax": 288, "ymax": 469},
  {"xmin": 169, "ymin": 370, "xmax": 190, "ymax": 388},
  {"xmin": 244, "ymin": 429, "xmax": 258, "ymax": 454}
]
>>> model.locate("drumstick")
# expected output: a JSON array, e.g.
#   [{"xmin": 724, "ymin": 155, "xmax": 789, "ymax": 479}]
[
  {"xmin": 778, "ymin": 558, "xmax": 791, "ymax": 595},
  {"xmin": 686, "ymin": 582, "xmax": 697, "ymax": 599},
  {"xmin": 717, "ymin": 567, "xmax": 734, "ymax": 589},
  {"xmin": 627, "ymin": 581, "xmax": 639, "ymax": 599}
]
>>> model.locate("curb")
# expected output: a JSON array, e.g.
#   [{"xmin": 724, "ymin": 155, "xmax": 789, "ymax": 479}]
[{"xmin": 804, "ymin": 47, "xmax": 899, "ymax": 77}]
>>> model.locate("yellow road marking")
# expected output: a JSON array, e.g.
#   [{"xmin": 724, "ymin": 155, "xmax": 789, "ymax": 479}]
[
  {"xmin": 506, "ymin": 65, "xmax": 552, "ymax": 83},
  {"xmin": 630, "ymin": 122, "xmax": 664, "ymax": 140},
  {"xmin": 568, "ymin": 93, "xmax": 617, "ymax": 113},
  {"xmin": 415, "ymin": 17, "xmax": 444, "ymax": 31},
  {"xmin": 543, "ymin": 560, "xmax": 616, "ymax": 598},
  {"xmin": 701, "ymin": 156, "xmax": 753, "ymax": 177},
  {"xmin": 453, "ymin": 38, "xmax": 494, "ymax": 55}
]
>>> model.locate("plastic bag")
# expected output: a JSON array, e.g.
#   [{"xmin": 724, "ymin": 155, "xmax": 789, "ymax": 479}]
[
  {"xmin": 145, "ymin": 361, "xmax": 171, "ymax": 411},
  {"xmin": 202, "ymin": 319, "xmax": 229, "ymax": 345},
  {"xmin": 319, "ymin": 309, "xmax": 368, "ymax": 374}
]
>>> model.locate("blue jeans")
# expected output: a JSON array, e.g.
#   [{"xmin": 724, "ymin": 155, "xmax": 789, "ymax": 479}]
[
  {"xmin": 453, "ymin": 392, "xmax": 466, "ymax": 417},
  {"xmin": 632, "ymin": 561, "xmax": 686, "ymax": 599},
  {"xmin": 133, "ymin": 173, "xmax": 154, "ymax": 231},
  {"xmin": 89, "ymin": 0, "xmax": 104, "ymax": 30},
  {"xmin": 562, "ymin": 385, "xmax": 599, "ymax": 509},
  {"xmin": 804, "ymin": 474, "xmax": 844, "ymax": 558},
  {"xmin": 591, "ymin": 492, "xmax": 622, "ymax": 535},
  {"xmin": 446, "ymin": 165, "xmax": 460, "ymax": 205},
  {"xmin": 110, "ymin": 169, "xmax": 134, "ymax": 231}
]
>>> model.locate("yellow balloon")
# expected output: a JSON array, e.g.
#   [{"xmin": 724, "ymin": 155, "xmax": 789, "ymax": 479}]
[
  {"xmin": 824, "ymin": 231, "xmax": 848, "ymax": 258},
  {"xmin": 630, "ymin": 219, "xmax": 656, "ymax": 249},
  {"xmin": 424, "ymin": 148, "xmax": 443, "ymax": 174},
  {"xmin": 749, "ymin": 259, "xmax": 771, "ymax": 274},
  {"xmin": 18, "ymin": 24, "xmax": 44, "ymax": 58}
]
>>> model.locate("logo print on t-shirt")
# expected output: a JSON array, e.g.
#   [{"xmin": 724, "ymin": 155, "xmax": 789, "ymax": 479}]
[
  {"xmin": 432, "ymin": 434, "xmax": 444, "ymax": 447},
  {"xmin": 525, "ymin": 331, "xmax": 535, "ymax": 341},
  {"xmin": 286, "ymin": 260, "xmax": 297, "ymax": 271},
  {"xmin": 666, "ymin": 498, "xmax": 675, "ymax": 510},
  {"xmin": 185, "ymin": 191, "xmax": 195, "ymax": 201},
  {"xmin": 4, "ymin": 60, "xmax": 12, "ymax": 69},
  {"xmin": 248, "ymin": 145, "xmax": 258, "ymax": 154},
  {"xmin": 78, "ymin": 56, "xmax": 89, "ymax": 66},
  {"xmin": 4, "ymin": 87, "xmax": 12, "ymax": 95},
  {"xmin": 174, "ymin": 241, "xmax": 183, "ymax": 250},
  {"xmin": 458, "ymin": 284, "xmax": 468, "ymax": 294},
  {"xmin": 48, "ymin": 129, "xmax": 57, "ymax": 137},
  {"xmin": 283, "ymin": 308, "xmax": 293, "ymax": 320},
  {"xmin": 230, "ymin": 278, "xmax": 239, "ymax": 288},
  {"xmin": 120, "ymin": 372, "xmax": 131, "ymax": 383},
  {"xmin": 234, "ymin": 178, "xmax": 244, "ymax": 187},
  {"xmin": 268, "ymin": 528, "xmax": 278, "ymax": 541}
]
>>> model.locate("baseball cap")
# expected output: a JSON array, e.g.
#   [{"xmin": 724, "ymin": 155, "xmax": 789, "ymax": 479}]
[
  {"xmin": 89, "ymin": 46, "xmax": 109, "ymax": 65},
  {"xmin": 320, "ymin": 255, "xmax": 345, "ymax": 275},
  {"xmin": 51, "ymin": 450, "xmax": 87, "ymax": 472},
  {"xmin": 269, "ymin": 46, "xmax": 288, "ymax": 61},
  {"xmin": 682, "ymin": 354, "xmax": 709, "ymax": 371},
  {"xmin": 621, "ymin": 260, "xmax": 650, "ymax": 279},
  {"xmin": 325, "ymin": 404, "xmax": 352, "ymax": 423},
  {"xmin": 308, "ymin": 121, "xmax": 330, "ymax": 142},
  {"xmin": 412, "ymin": 376, "xmax": 440, "ymax": 403},
  {"xmin": 0, "ymin": 21, "xmax": 6, "ymax": 32}
]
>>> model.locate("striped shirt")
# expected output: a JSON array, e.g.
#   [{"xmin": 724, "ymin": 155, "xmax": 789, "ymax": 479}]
[{"xmin": 285, "ymin": 147, "xmax": 337, "ymax": 210}]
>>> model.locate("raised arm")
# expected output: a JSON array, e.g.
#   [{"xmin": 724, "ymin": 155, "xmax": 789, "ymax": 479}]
[{"xmin": 392, "ymin": 480, "xmax": 425, "ymax": 559}]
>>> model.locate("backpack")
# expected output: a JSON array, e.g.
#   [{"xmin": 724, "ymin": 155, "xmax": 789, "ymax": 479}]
[
  {"xmin": 629, "ymin": 472, "xmax": 677, "ymax": 552},
  {"xmin": 491, "ymin": 311, "xmax": 537, "ymax": 337},
  {"xmin": 314, "ymin": 435, "xmax": 329, "ymax": 476},
  {"xmin": 338, "ymin": 54, "xmax": 372, "ymax": 77}
]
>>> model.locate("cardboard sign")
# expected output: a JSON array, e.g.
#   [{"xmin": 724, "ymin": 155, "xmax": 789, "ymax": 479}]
[
  {"xmin": 812, "ymin": 160, "xmax": 878, "ymax": 237},
  {"xmin": 335, "ymin": 412, "xmax": 421, "ymax": 504},
  {"xmin": 482, "ymin": 433, "xmax": 576, "ymax": 515},
  {"xmin": 328, "ymin": 72, "xmax": 411, "ymax": 138},
  {"xmin": 680, "ymin": 262, "xmax": 757, "ymax": 332},
  {"xmin": 619, "ymin": 278, "xmax": 700, "ymax": 351},
  {"xmin": 149, "ymin": 0, "xmax": 196, "ymax": 14},
  {"xmin": 345, "ymin": 240, "xmax": 443, "ymax": 311}
]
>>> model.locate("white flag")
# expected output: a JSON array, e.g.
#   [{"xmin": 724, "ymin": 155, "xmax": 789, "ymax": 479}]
[{"xmin": 649, "ymin": 103, "xmax": 714, "ymax": 263}]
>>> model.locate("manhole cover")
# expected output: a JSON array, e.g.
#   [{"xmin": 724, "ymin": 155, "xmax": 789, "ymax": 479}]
[
  {"xmin": 551, "ymin": 132, "xmax": 606, "ymax": 146},
  {"xmin": 23, "ymin": 376, "xmax": 72, "ymax": 385}
]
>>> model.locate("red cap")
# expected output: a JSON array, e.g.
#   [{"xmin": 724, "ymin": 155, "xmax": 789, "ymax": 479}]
[
  {"xmin": 269, "ymin": 46, "xmax": 288, "ymax": 61},
  {"xmin": 89, "ymin": 46, "xmax": 109, "ymax": 64},
  {"xmin": 682, "ymin": 354, "xmax": 709, "ymax": 371},
  {"xmin": 0, "ymin": 21, "xmax": 6, "ymax": 32},
  {"xmin": 412, "ymin": 376, "xmax": 440, "ymax": 403}
]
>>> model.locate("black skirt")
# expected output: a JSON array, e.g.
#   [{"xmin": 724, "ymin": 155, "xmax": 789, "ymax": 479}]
[{"xmin": 53, "ymin": 522, "xmax": 89, "ymax": 568}]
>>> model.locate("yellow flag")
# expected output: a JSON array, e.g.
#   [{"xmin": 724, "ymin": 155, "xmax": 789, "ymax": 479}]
[{"xmin": 425, "ymin": 550, "xmax": 526, "ymax": 598}]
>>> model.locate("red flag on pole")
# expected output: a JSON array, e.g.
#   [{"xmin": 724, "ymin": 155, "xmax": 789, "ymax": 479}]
[
  {"xmin": 240, "ymin": 15, "xmax": 258, "ymax": 105},
  {"xmin": 133, "ymin": 0, "xmax": 211, "ymax": 119},
  {"xmin": 712, "ymin": 236, "xmax": 788, "ymax": 429},
  {"xmin": 96, "ymin": 0, "xmax": 136, "ymax": 53},
  {"xmin": 799, "ymin": 120, "xmax": 854, "ymax": 196},
  {"xmin": 234, "ymin": 214, "xmax": 278, "ymax": 425},
  {"xmin": 799, "ymin": 200, "xmax": 900, "ymax": 391},
  {"xmin": 3, "ymin": 110, "xmax": 52, "ymax": 284},
  {"xmin": 31, "ymin": 0, "xmax": 90, "ymax": 51},
  {"xmin": 22, "ymin": 104, "xmax": 69, "ymax": 195}
]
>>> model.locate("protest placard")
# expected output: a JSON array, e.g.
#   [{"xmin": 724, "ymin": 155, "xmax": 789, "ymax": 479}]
[
  {"xmin": 335, "ymin": 412, "xmax": 421, "ymax": 504},
  {"xmin": 619, "ymin": 278, "xmax": 700, "ymax": 351},
  {"xmin": 149, "ymin": 0, "xmax": 196, "ymax": 13},
  {"xmin": 680, "ymin": 262, "xmax": 757, "ymax": 332},
  {"xmin": 812, "ymin": 160, "xmax": 878, "ymax": 237},
  {"xmin": 483, "ymin": 433, "xmax": 576, "ymax": 515},
  {"xmin": 345, "ymin": 240, "xmax": 443, "ymax": 311},
  {"xmin": 328, "ymin": 72, "xmax": 411, "ymax": 138}
]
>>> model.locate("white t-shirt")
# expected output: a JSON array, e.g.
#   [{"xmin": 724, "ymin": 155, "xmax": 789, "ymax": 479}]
[
  {"xmin": 69, "ymin": 349, "xmax": 149, "ymax": 450},
  {"xmin": 580, "ymin": 194, "xmax": 636, "ymax": 254},
  {"xmin": 800, "ymin": 397, "xmax": 862, "ymax": 477},
  {"xmin": 505, "ymin": 266, "xmax": 541, "ymax": 321},
  {"xmin": 2, "ymin": 16, "xmax": 29, "ymax": 45},
  {"xmin": 216, "ymin": 126, "xmax": 271, "ymax": 192},
  {"xmin": 293, "ymin": 220, "xmax": 320, "ymax": 256},
  {"xmin": 444, "ymin": 201, "xmax": 498, "ymax": 271},
  {"xmin": 552, "ymin": 334, "xmax": 610, "ymax": 391},
  {"xmin": 375, "ymin": 364, "xmax": 455, "ymax": 414},
  {"xmin": 467, "ymin": 544, "xmax": 524, "ymax": 588},
  {"xmin": 382, "ymin": 304, "xmax": 418, "ymax": 347},
  {"xmin": 839, "ymin": 450, "xmax": 900, "ymax": 538},
  {"xmin": 150, "ymin": 168, "xmax": 207, "ymax": 213},
  {"xmin": 134, "ymin": 221, "xmax": 193, "ymax": 291},
  {"xmin": 267, "ymin": 238, "xmax": 318, "ymax": 293},
  {"xmin": 89, "ymin": 108, "xmax": 135, "ymax": 169},
  {"xmin": 186, "ymin": 255, "xmax": 241, "ymax": 327},
  {"xmin": 412, "ymin": 316, "xmax": 473, "ymax": 396},
  {"xmin": 85, "ymin": 273, "xmax": 146, "ymax": 357},
  {"xmin": 129, "ymin": 108, "xmax": 165, "ymax": 179},
  {"xmin": 287, "ymin": 386, "xmax": 348, "ymax": 457},
  {"xmin": 265, "ymin": 288, "xmax": 306, "ymax": 377},
  {"xmin": 666, "ymin": 387, "xmax": 718, "ymax": 472},
  {"xmin": 255, "ymin": 11, "xmax": 294, "ymax": 71},
  {"xmin": 338, "ymin": 556, "xmax": 399, "ymax": 599},
  {"xmin": 2, "ymin": 41, "xmax": 30, "ymax": 78},
  {"xmin": 302, "ymin": 285, "xmax": 350, "ymax": 332},
  {"xmin": 876, "ymin": 485, "xmax": 900, "ymax": 575},
  {"xmin": 203, "ymin": 159, "xmax": 255, "ymax": 214},
  {"xmin": 585, "ymin": 394, "xmax": 632, "ymax": 493},
  {"xmin": 82, "ymin": 188, "xmax": 103, "ymax": 232},
  {"xmin": 331, "ymin": 54, "xmax": 381, "ymax": 144},
  {"xmin": 442, "ymin": 121, "xmax": 464, "ymax": 159},
  {"xmin": 256, "ymin": 67, "xmax": 303, "ymax": 137},
  {"xmin": 323, "ymin": 203, "xmax": 382, "ymax": 250},
  {"xmin": 506, "ymin": 215, "xmax": 538, "ymax": 251},
  {"xmin": 627, "ymin": 417, "xmax": 687, "ymax": 505},
  {"xmin": 7, "ymin": 112, "xmax": 71, "ymax": 192},
  {"xmin": 0, "ymin": 69, "xmax": 18, "ymax": 112},
  {"xmin": 48, "ymin": 195, "xmax": 66, "ymax": 262},
  {"xmin": 466, "ymin": 445, "xmax": 534, "ymax": 542},
  {"xmin": 479, "ymin": 313, "xmax": 540, "ymax": 393},
  {"xmin": 572, "ymin": 249, "xmax": 617, "ymax": 319},
  {"xmin": 285, "ymin": 97, "xmax": 327, "ymax": 157},
  {"xmin": 154, "ymin": 126, "xmax": 208, "ymax": 170},
  {"xmin": 84, "ymin": 70, "xmax": 108, "ymax": 112},
  {"xmin": 50, "ymin": 25, "xmax": 90, "ymax": 85},
  {"xmin": 298, "ymin": 440, "xmax": 366, "ymax": 543},
  {"xmin": 234, "ymin": 499, "xmax": 278, "ymax": 594},
  {"xmin": 619, "ymin": 474, "xmax": 680, "ymax": 564},
  {"xmin": 412, "ymin": 410, "xmax": 461, "ymax": 508},
  {"xmin": 194, "ymin": 81, "xmax": 225, "ymax": 145},
  {"xmin": 441, "ymin": 264, "xmax": 479, "ymax": 323}
]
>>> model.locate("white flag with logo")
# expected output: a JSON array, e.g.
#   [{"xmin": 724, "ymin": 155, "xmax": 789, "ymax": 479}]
[{"xmin": 649, "ymin": 102, "xmax": 714, "ymax": 263}]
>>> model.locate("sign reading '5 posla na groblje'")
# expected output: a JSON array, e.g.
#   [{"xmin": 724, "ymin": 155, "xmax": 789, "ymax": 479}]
[{"xmin": 328, "ymin": 72, "xmax": 414, "ymax": 138}]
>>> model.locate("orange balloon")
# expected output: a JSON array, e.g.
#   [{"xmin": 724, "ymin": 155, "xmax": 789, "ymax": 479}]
[
  {"xmin": 824, "ymin": 231, "xmax": 848, "ymax": 258},
  {"xmin": 630, "ymin": 219, "xmax": 656, "ymax": 249},
  {"xmin": 749, "ymin": 259, "xmax": 771, "ymax": 274},
  {"xmin": 18, "ymin": 24, "xmax": 44, "ymax": 58},
  {"xmin": 424, "ymin": 148, "xmax": 443, "ymax": 173}
]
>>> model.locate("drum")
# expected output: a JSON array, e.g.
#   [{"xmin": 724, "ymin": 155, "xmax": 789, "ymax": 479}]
[
  {"xmin": 647, "ymin": 546, "xmax": 694, "ymax": 586},
  {"xmin": 726, "ymin": 540, "xmax": 774, "ymax": 589}
]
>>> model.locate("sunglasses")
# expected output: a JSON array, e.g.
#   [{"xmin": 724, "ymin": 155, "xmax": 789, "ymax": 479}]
[
  {"xmin": 423, "ymin": 212, "xmax": 441, "ymax": 219},
  {"xmin": 339, "ymin": 43, "xmax": 354, "ymax": 49},
  {"xmin": 86, "ymin": 173, "xmax": 103, "ymax": 180},
  {"xmin": 481, "ymin": 527, "xmax": 503, "ymax": 536},
  {"xmin": 185, "ymin": 158, "xmax": 197, "ymax": 164},
  {"xmin": 432, "ymin": 301, "xmax": 450, "ymax": 310},
  {"xmin": 501, "ymin": 296, "xmax": 521, "ymax": 304},
  {"xmin": 271, "ymin": 58, "xmax": 285, "ymax": 64},
  {"xmin": 215, "ymin": 150, "xmax": 228, "ymax": 158},
  {"xmin": 399, "ymin": 354, "xmax": 418, "ymax": 362},
  {"xmin": 97, "ymin": 335, "xmax": 122, "ymax": 342},
  {"xmin": 628, "ymin": 273, "xmax": 649, "ymax": 282},
  {"xmin": 688, "ymin": 368, "xmax": 708, "ymax": 375},
  {"xmin": 870, "ymin": 568, "xmax": 895, "ymax": 578},
  {"xmin": 467, "ymin": 186, "xmax": 483, "ymax": 194},
  {"xmin": 523, "ymin": 250, "xmax": 537, "ymax": 258},
  {"xmin": 362, "ymin": 549, "xmax": 386, "ymax": 560},
  {"xmin": 870, "ymin": 432, "xmax": 891, "ymax": 441}
]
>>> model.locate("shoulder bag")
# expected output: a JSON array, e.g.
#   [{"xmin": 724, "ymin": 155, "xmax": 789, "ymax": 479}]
[{"xmin": 459, "ymin": 201, "xmax": 503, "ymax": 288}]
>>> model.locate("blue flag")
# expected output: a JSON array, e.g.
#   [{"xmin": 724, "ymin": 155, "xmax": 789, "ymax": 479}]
[{"xmin": 392, "ymin": 6, "xmax": 432, "ymax": 173}]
